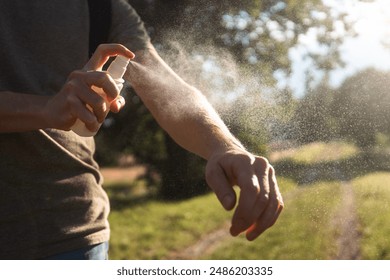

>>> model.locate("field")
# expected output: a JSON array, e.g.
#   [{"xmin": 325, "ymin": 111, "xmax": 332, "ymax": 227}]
[{"xmin": 103, "ymin": 141, "xmax": 390, "ymax": 260}]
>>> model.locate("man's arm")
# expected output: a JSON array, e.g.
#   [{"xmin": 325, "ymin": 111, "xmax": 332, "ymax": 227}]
[{"xmin": 125, "ymin": 44, "xmax": 284, "ymax": 240}]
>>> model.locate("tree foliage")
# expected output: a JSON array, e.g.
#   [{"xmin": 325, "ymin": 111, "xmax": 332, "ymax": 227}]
[
  {"xmin": 292, "ymin": 82, "xmax": 337, "ymax": 143},
  {"xmin": 332, "ymin": 69, "xmax": 390, "ymax": 148},
  {"xmin": 131, "ymin": 0, "xmax": 353, "ymax": 81},
  {"xmin": 289, "ymin": 68, "xmax": 390, "ymax": 149}
]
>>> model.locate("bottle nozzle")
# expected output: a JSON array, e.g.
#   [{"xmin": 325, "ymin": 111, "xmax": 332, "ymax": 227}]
[{"xmin": 107, "ymin": 55, "xmax": 130, "ymax": 80}]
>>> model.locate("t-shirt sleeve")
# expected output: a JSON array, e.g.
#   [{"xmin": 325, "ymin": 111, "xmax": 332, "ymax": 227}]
[{"xmin": 109, "ymin": 0, "xmax": 151, "ymax": 51}]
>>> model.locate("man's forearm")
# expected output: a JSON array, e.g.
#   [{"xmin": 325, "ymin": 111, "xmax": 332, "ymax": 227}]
[
  {"xmin": 124, "ymin": 46, "xmax": 245, "ymax": 159},
  {"xmin": 0, "ymin": 91, "xmax": 49, "ymax": 132}
]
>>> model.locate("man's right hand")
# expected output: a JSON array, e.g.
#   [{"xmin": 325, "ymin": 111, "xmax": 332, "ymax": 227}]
[{"xmin": 43, "ymin": 44, "xmax": 134, "ymax": 132}]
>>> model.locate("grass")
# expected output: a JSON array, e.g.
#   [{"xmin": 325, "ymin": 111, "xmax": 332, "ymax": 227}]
[
  {"xmin": 106, "ymin": 176, "xmax": 342, "ymax": 260},
  {"xmin": 107, "ymin": 190, "xmax": 230, "ymax": 259},
  {"xmin": 352, "ymin": 172, "xmax": 390, "ymax": 259},
  {"xmin": 106, "ymin": 177, "xmax": 297, "ymax": 259},
  {"xmin": 205, "ymin": 181, "xmax": 342, "ymax": 259},
  {"xmin": 278, "ymin": 177, "xmax": 298, "ymax": 192}
]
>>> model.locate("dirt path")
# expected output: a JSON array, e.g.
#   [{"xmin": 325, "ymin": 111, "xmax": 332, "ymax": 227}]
[
  {"xmin": 167, "ymin": 223, "xmax": 231, "ymax": 260},
  {"xmin": 100, "ymin": 166, "xmax": 147, "ymax": 183},
  {"xmin": 332, "ymin": 181, "xmax": 361, "ymax": 260}
]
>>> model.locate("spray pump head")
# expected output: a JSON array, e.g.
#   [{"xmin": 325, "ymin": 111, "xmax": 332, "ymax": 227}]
[{"xmin": 107, "ymin": 55, "xmax": 130, "ymax": 80}]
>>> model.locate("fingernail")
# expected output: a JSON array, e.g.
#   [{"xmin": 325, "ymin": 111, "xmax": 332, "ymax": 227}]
[
  {"xmin": 246, "ymin": 231, "xmax": 257, "ymax": 241},
  {"xmin": 247, "ymin": 228, "xmax": 264, "ymax": 241},
  {"xmin": 230, "ymin": 226, "xmax": 239, "ymax": 237},
  {"xmin": 117, "ymin": 97, "xmax": 125, "ymax": 108}
]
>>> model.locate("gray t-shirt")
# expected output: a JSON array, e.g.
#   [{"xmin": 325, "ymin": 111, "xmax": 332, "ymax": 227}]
[{"xmin": 0, "ymin": 0, "xmax": 150, "ymax": 259}]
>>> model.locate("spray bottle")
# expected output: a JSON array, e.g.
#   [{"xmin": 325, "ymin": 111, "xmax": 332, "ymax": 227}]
[{"xmin": 71, "ymin": 55, "xmax": 130, "ymax": 137}]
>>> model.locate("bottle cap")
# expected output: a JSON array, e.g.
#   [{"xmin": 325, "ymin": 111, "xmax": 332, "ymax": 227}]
[{"xmin": 107, "ymin": 55, "xmax": 130, "ymax": 80}]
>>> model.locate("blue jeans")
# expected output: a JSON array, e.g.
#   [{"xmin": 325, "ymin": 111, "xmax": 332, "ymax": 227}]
[{"xmin": 45, "ymin": 242, "xmax": 109, "ymax": 260}]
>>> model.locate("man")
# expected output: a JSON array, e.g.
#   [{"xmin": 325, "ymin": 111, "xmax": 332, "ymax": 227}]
[{"xmin": 0, "ymin": 0, "xmax": 283, "ymax": 259}]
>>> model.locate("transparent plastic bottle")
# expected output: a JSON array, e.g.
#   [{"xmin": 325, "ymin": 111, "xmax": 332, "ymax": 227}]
[{"xmin": 71, "ymin": 55, "xmax": 130, "ymax": 137}]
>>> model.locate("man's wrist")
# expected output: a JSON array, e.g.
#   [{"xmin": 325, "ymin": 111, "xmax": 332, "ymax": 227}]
[{"xmin": 207, "ymin": 138, "xmax": 247, "ymax": 160}]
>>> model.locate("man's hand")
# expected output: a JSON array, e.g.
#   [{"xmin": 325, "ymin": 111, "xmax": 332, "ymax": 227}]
[
  {"xmin": 43, "ymin": 44, "xmax": 134, "ymax": 131},
  {"xmin": 206, "ymin": 148, "xmax": 283, "ymax": 241}
]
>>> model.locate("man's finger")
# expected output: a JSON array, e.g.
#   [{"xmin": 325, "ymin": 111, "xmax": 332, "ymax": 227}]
[
  {"xmin": 110, "ymin": 96, "xmax": 126, "ymax": 113},
  {"xmin": 230, "ymin": 170, "xmax": 263, "ymax": 236},
  {"xmin": 84, "ymin": 44, "xmax": 135, "ymax": 71},
  {"xmin": 246, "ymin": 201, "xmax": 283, "ymax": 241},
  {"xmin": 68, "ymin": 95, "xmax": 99, "ymax": 131},
  {"xmin": 83, "ymin": 71, "xmax": 120, "ymax": 102},
  {"xmin": 249, "ymin": 158, "xmax": 272, "ymax": 225},
  {"xmin": 246, "ymin": 167, "xmax": 283, "ymax": 241},
  {"xmin": 205, "ymin": 161, "xmax": 236, "ymax": 211},
  {"xmin": 229, "ymin": 156, "xmax": 273, "ymax": 237}
]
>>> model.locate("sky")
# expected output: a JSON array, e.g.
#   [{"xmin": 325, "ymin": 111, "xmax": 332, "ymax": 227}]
[{"xmin": 287, "ymin": 0, "xmax": 390, "ymax": 97}]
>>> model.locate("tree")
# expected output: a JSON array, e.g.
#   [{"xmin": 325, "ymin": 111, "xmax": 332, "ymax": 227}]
[
  {"xmin": 332, "ymin": 69, "xmax": 390, "ymax": 148},
  {"xmin": 292, "ymin": 81, "xmax": 337, "ymax": 144}
]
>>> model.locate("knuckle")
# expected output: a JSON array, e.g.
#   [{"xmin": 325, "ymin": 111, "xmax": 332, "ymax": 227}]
[
  {"xmin": 69, "ymin": 70, "xmax": 84, "ymax": 80},
  {"xmin": 92, "ymin": 70, "xmax": 105, "ymax": 80},
  {"xmin": 65, "ymin": 92, "xmax": 78, "ymax": 105},
  {"xmin": 64, "ymin": 80, "xmax": 77, "ymax": 92},
  {"xmin": 258, "ymin": 156, "xmax": 270, "ymax": 167},
  {"xmin": 101, "ymin": 71, "xmax": 111, "ymax": 80},
  {"xmin": 97, "ymin": 72, "xmax": 112, "ymax": 85},
  {"xmin": 258, "ymin": 193, "xmax": 270, "ymax": 205},
  {"xmin": 96, "ymin": 44, "xmax": 108, "ymax": 52},
  {"xmin": 253, "ymin": 156, "xmax": 272, "ymax": 173}
]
